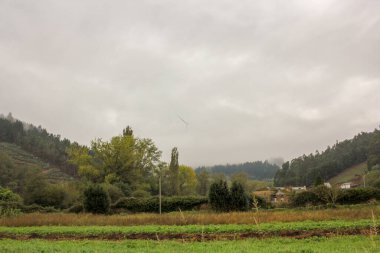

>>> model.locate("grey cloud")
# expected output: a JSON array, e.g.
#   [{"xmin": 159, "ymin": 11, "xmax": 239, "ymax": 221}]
[{"xmin": 1, "ymin": 0, "xmax": 380, "ymax": 166}]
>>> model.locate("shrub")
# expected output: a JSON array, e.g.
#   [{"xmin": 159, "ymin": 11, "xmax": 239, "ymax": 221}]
[
  {"xmin": 83, "ymin": 184, "xmax": 110, "ymax": 214},
  {"xmin": 20, "ymin": 204, "xmax": 58, "ymax": 213},
  {"xmin": 34, "ymin": 185, "xmax": 66, "ymax": 209},
  {"xmin": 230, "ymin": 182, "xmax": 249, "ymax": 211},
  {"xmin": 208, "ymin": 180, "xmax": 254, "ymax": 212},
  {"xmin": 291, "ymin": 191, "xmax": 323, "ymax": 207},
  {"xmin": 249, "ymin": 194, "xmax": 269, "ymax": 209},
  {"xmin": 23, "ymin": 182, "xmax": 80, "ymax": 209},
  {"xmin": 111, "ymin": 196, "xmax": 208, "ymax": 213},
  {"xmin": 0, "ymin": 187, "xmax": 22, "ymax": 203},
  {"xmin": 0, "ymin": 187, "xmax": 22, "ymax": 217},
  {"xmin": 208, "ymin": 180, "xmax": 230, "ymax": 212},
  {"xmin": 312, "ymin": 185, "xmax": 340, "ymax": 206},
  {"xmin": 290, "ymin": 187, "xmax": 380, "ymax": 207},
  {"xmin": 337, "ymin": 187, "xmax": 380, "ymax": 205}
]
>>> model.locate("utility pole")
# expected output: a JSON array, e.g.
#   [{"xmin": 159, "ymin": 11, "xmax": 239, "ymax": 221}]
[{"xmin": 159, "ymin": 174, "xmax": 162, "ymax": 215}]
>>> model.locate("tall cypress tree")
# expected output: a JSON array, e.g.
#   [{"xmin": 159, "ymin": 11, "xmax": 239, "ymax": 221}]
[
  {"xmin": 169, "ymin": 147, "xmax": 179, "ymax": 195},
  {"xmin": 230, "ymin": 181, "xmax": 249, "ymax": 211},
  {"xmin": 208, "ymin": 180, "xmax": 230, "ymax": 212}
]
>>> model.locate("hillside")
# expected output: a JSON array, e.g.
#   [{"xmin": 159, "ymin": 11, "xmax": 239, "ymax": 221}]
[
  {"xmin": 0, "ymin": 113, "xmax": 77, "ymax": 177},
  {"xmin": 0, "ymin": 142, "xmax": 74, "ymax": 183},
  {"xmin": 274, "ymin": 129, "xmax": 380, "ymax": 187},
  {"xmin": 328, "ymin": 162, "xmax": 367, "ymax": 186}
]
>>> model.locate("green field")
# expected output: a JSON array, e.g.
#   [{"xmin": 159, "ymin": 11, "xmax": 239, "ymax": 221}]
[
  {"xmin": 0, "ymin": 236, "xmax": 379, "ymax": 253},
  {"xmin": 0, "ymin": 219, "xmax": 374, "ymax": 236}
]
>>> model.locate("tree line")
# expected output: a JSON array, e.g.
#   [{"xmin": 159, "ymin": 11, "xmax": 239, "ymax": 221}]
[
  {"xmin": 196, "ymin": 161, "xmax": 279, "ymax": 181},
  {"xmin": 274, "ymin": 129, "xmax": 380, "ymax": 186}
]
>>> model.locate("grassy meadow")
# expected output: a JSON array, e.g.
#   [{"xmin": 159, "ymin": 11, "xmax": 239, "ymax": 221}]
[
  {"xmin": 0, "ymin": 236, "xmax": 379, "ymax": 253},
  {"xmin": 1, "ymin": 204, "xmax": 380, "ymax": 226},
  {"xmin": 0, "ymin": 219, "xmax": 375, "ymax": 236}
]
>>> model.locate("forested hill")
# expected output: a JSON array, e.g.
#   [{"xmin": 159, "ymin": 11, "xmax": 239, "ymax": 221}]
[
  {"xmin": 196, "ymin": 161, "xmax": 280, "ymax": 180},
  {"xmin": 274, "ymin": 129, "xmax": 380, "ymax": 187},
  {"xmin": 0, "ymin": 113, "xmax": 76, "ymax": 176}
]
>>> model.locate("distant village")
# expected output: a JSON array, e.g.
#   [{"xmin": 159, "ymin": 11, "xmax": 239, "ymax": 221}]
[{"xmin": 255, "ymin": 181, "xmax": 360, "ymax": 206}]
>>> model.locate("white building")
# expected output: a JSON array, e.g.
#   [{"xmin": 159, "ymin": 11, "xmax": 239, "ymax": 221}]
[
  {"xmin": 340, "ymin": 182, "xmax": 351, "ymax": 189},
  {"xmin": 291, "ymin": 186, "xmax": 307, "ymax": 191}
]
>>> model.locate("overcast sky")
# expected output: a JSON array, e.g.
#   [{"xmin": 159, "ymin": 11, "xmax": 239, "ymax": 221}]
[{"xmin": 1, "ymin": 0, "xmax": 380, "ymax": 167}]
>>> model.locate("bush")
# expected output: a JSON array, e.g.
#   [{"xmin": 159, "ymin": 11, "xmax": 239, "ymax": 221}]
[
  {"xmin": 249, "ymin": 194, "xmax": 269, "ymax": 209},
  {"xmin": 208, "ymin": 180, "xmax": 253, "ymax": 212},
  {"xmin": 0, "ymin": 187, "xmax": 22, "ymax": 217},
  {"xmin": 33, "ymin": 185, "xmax": 66, "ymax": 209},
  {"xmin": 24, "ymin": 182, "xmax": 80, "ymax": 209},
  {"xmin": 290, "ymin": 187, "xmax": 380, "ymax": 207},
  {"xmin": 83, "ymin": 184, "xmax": 110, "ymax": 214},
  {"xmin": 111, "ymin": 196, "xmax": 208, "ymax": 213},
  {"xmin": 230, "ymin": 182, "xmax": 249, "ymax": 211},
  {"xmin": 0, "ymin": 187, "xmax": 22, "ymax": 202},
  {"xmin": 291, "ymin": 191, "xmax": 323, "ymax": 207},
  {"xmin": 337, "ymin": 187, "xmax": 380, "ymax": 205},
  {"xmin": 208, "ymin": 180, "xmax": 231, "ymax": 212},
  {"xmin": 0, "ymin": 200, "xmax": 58, "ymax": 213},
  {"xmin": 20, "ymin": 204, "xmax": 58, "ymax": 213}
]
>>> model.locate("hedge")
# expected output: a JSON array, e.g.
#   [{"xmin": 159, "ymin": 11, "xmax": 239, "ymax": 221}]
[
  {"xmin": 291, "ymin": 187, "xmax": 380, "ymax": 207},
  {"xmin": 0, "ymin": 201, "xmax": 58, "ymax": 213},
  {"xmin": 337, "ymin": 187, "xmax": 380, "ymax": 205},
  {"xmin": 290, "ymin": 191, "xmax": 323, "ymax": 207},
  {"xmin": 111, "ymin": 196, "xmax": 208, "ymax": 213}
]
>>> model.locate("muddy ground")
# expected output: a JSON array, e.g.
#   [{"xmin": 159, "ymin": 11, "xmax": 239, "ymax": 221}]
[{"xmin": 0, "ymin": 227, "xmax": 377, "ymax": 241}]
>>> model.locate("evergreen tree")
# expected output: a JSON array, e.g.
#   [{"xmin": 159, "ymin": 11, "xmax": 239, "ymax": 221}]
[
  {"xmin": 208, "ymin": 180, "xmax": 230, "ymax": 212},
  {"xmin": 230, "ymin": 181, "xmax": 249, "ymax": 211},
  {"xmin": 169, "ymin": 147, "xmax": 179, "ymax": 195},
  {"xmin": 123, "ymin": 126, "xmax": 133, "ymax": 137}
]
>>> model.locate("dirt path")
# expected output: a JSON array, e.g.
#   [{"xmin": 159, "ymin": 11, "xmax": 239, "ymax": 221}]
[{"xmin": 0, "ymin": 228, "xmax": 377, "ymax": 241}]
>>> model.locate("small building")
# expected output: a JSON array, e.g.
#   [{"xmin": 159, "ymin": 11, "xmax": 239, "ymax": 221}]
[
  {"xmin": 291, "ymin": 186, "xmax": 307, "ymax": 191},
  {"xmin": 340, "ymin": 182, "xmax": 351, "ymax": 189}
]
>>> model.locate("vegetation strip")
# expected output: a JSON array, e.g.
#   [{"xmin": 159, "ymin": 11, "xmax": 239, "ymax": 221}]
[
  {"xmin": 0, "ymin": 228, "xmax": 375, "ymax": 241},
  {"xmin": 0, "ymin": 219, "xmax": 376, "ymax": 240},
  {"xmin": 0, "ymin": 236, "xmax": 379, "ymax": 253}
]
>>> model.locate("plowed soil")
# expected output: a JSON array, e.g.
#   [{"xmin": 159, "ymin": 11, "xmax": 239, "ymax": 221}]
[{"xmin": 0, "ymin": 227, "xmax": 377, "ymax": 241}]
